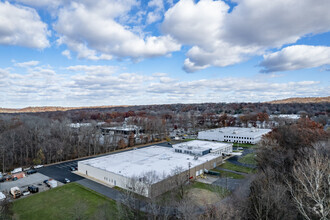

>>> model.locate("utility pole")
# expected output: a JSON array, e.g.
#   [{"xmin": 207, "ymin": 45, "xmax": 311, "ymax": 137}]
[{"xmin": 188, "ymin": 162, "xmax": 191, "ymax": 182}]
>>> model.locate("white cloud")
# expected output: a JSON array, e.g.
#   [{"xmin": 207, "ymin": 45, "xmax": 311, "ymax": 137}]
[
  {"xmin": 1, "ymin": 63, "xmax": 329, "ymax": 107},
  {"xmin": 162, "ymin": 0, "xmax": 330, "ymax": 72},
  {"xmin": 10, "ymin": 0, "xmax": 63, "ymax": 8},
  {"xmin": 66, "ymin": 65, "xmax": 117, "ymax": 75},
  {"xmin": 224, "ymin": 0, "xmax": 330, "ymax": 47},
  {"xmin": 15, "ymin": 60, "xmax": 40, "ymax": 68},
  {"xmin": 54, "ymin": 0, "xmax": 180, "ymax": 61},
  {"xmin": 61, "ymin": 50, "xmax": 71, "ymax": 59},
  {"xmin": 260, "ymin": 45, "xmax": 330, "ymax": 73},
  {"xmin": 0, "ymin": 2, "xmax": 49, "ymax": 49},
  {"xmin": 146, "ymin": 0, "xmax": 164, "ymax": 24}
]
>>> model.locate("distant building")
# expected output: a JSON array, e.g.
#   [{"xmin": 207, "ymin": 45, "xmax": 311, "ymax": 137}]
[
  {"xmin": 198, "ymin": 127, "xmax": 271, "ymax": 144},
  {"xmin": 78, "ymin": 140, "xmax": 232, "ymax": 198},
  {"xmin": 101, "ymin": 125, "xmax": 142, "ymax": 136},
  {"xmin": 270, "ymin": 114, "xmax": 300, "ymax": 120}
]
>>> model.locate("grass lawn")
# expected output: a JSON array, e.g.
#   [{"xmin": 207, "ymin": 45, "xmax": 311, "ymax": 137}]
[
  {"xmin": 238, "ymin": 153, "xmax": 257, "ymax": 165},
  {"xmin": 191, "ymin": 182, "xmax": 230, "ymax": 198},
  {"xmin": 13, "ymin": 183, "xmax": 118, "ymax": 220},
  {"xmin": 233, "ymin": 143, "xmax": 257, "ymax": 148},
  {"xmin": 217, "ymin": 170, "xmax": 245, "ymax": 179},
  {"xmin": 220, "ymin": 161, "xmax": 255, "ymax": 174}
]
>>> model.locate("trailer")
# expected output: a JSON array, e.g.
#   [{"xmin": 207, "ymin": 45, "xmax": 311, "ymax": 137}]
[
  {"xmin": 10, "ymin": 187, "xmax": 21, "ymax": 199},
  {"xmin": 11, "ymin": 168, "xmax": 23, "ymax": 174},
  {"xmin": 48, "ymin": 179, "xmax": 57, "ymax": 188}
]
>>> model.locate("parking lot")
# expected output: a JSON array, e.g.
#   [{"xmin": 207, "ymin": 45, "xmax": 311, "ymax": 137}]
[
  {"xmin": 38, "ymin": 161, "xmax": 84, "ymax": 184},
  {"xmin": 0, "ymin": 173, "xmax": 63, "ymax": 199}
]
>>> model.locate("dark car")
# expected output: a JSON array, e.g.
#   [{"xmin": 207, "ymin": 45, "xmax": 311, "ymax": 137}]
[
  {"xmin": 28, "ymin": 185, "xmax": 39, "ymax": 193},
  {"xmin": 69, "ymin": 167, "xmax": 75, "ymax": 171},
  {"xmin": 26, "ymin": 169, "xmax": 37, "ymax": 175},
  {"xmin": 43, "ymin": 179, "xmax": 50, "ymax": 187}
]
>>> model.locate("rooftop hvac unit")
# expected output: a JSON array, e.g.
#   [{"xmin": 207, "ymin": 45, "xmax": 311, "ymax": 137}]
[{"xmin": 194, "ymin": 156, "xmax": 198, "ymax": 160}]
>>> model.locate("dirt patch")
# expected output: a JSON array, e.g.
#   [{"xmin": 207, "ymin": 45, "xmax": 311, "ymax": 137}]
[{"xmin": 187, "ymin": 188, "xmax": 219, "ymax": 206}]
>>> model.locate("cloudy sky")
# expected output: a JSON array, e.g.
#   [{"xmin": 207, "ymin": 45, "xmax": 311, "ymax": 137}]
[{"xmin": 0, "ymin": 0, "xmax": 329, "ymax": 108}]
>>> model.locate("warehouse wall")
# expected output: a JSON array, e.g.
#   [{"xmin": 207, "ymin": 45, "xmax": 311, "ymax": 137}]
[
  {"xmin": 149, "ymin": 155, "xmax": 223, "ymax": 198},
  {"xmin": 78, "ymin": 162, "xmax": 150, "ymax": 197},
  {"xmin": 79, "ymin": 155, "xmax": 223, "ymax": 198}
]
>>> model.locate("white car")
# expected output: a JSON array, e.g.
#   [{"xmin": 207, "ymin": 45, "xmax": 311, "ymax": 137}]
[
  {"xmin": 33, "ymin": 165, "xmax": 44, "ymax": 169},
  {"xmin": 22, "ymin": 191, "xmax": 30, "ymax": 196},
  {"xmin": 0, "ymin": 192, "xmax": 6, "ymax": 201}
]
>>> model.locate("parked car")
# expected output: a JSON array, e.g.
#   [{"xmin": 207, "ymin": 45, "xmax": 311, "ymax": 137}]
[
  {"xmin": 69, "ymin": 167, "xmax": 75, "ymax": 171},
  {"xmin": 22, "ymin": 191, "xmax": 30, "ymax": 196},
  {"xmin": 26, "ymin": 169, "xmax": 37, "ymax": 175},
  {"xmin": 64, "ymin": 178, "xmax": 70, "ymax": 183},
  {"xmin": 237, "ymin": 147, "xmax": 244, "ymax": 150},
  {"xmin": 28, "ymin": 185, "xmax": 39, "ymax": 193}
]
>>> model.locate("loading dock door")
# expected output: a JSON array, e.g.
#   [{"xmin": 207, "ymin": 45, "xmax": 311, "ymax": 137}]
[{"xmin": 213, "ymin": 162, "xmax": 216, "ymax": 168}]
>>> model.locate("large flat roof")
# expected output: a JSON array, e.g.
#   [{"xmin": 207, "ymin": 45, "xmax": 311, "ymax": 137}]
[
  {"xmin": 173, "ymin": 140, "xmax": 231, "ymax": 151},
  {"xmin": 200, "ymin": 127, "xmax": 271, "ymax": 136},
  {"xmin": 79, "ymin": 141, "xmax": 226, "ymax": 183}
]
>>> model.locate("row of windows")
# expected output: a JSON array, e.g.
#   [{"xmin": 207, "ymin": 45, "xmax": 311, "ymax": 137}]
[
  {"xmin": 104, "ymin": 177, "xmax": 116, "ymax": 185},
  {"xmin": 224, "ymin": 139, "xmax": 252, "ymax": 144},
  {"xmin": 224, "ymin": 136, "xmax": 254, "ymax": 140}
]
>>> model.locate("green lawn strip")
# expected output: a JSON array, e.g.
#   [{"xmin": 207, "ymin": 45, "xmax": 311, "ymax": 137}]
[
  {"xmin": 13, "ymin": 183, "xmax": 117, "ymax": 220},
  {"xmin": 181, "ymin": 138, "xmax": 196, "ymax": 142},
  {"xmin": 233, "ymin": 143, "xmax": 257, "ymax": 148},
  {"xmin": 191, "ymin": 182, "xmax": 230, "ymax": 198},
  {"xmin": 220, "ymin": 162, "xmax": 255, "ymax": 174},
  {"xmin": 217, "ymin": 170, "xmax": 245, "ymax": 179},
  {"xmin": 238, "ymin": 153, "xmax": 257, "ymax": 165}
]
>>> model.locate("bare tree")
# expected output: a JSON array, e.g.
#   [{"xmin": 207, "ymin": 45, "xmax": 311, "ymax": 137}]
[
  {"xmin": 176, "ymin": 198, "xmax": 199, "ymax": 220},
  {"xmin": 0, "ymin": 197, "xmax": 12, "ymax": 220},
  {"xmin": 286, "ymin": 142, "xmax": 330, "ymax": 220},
  {"xmin": 170, "ymin": 166, "xmax": 189, "ymax": 200}
]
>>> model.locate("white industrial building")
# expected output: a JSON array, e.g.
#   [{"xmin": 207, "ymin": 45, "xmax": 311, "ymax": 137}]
[
  {"xmin": 198, "ymin": 127, "xmax": 271, "ymax": 144},
  {"xmin": 78, "ymin": 140, "xmax": 232, "ymax": 198}
]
